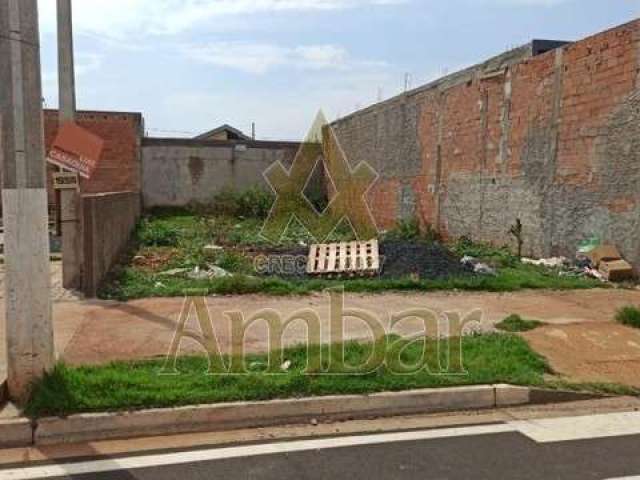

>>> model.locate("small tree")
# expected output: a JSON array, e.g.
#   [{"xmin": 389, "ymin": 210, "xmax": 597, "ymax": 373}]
[{"xmin": 509, "ymin": 218, "xmax": 524, "ymax": 259}]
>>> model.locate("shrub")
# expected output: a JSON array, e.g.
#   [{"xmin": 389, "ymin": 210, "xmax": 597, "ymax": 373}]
[
  {"xmin": 496, "ymin": 314, "xmax": 544, "ymax": 333},
  {"xmin": 208, "ymin": 187, "xmax": 275, "ymax": 219},
  {"xmin": 136, "ymin": 219, "xmax": 179, "ymax": 247},
  {"xmin": 384, "ymin": 218, "xmax": 443, "ymax": 243},
  {"xmin": 615, "ymin": 306, "xmax": 640, "ymax": 329}
]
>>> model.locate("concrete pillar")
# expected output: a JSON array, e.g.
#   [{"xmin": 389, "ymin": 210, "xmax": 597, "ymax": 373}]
[
  {"xmin": 0, "ymin": 0, "xmax": 55, "ymax": 402},
  {"xmin": 56, "ymin": 0, "xmax": 75, "ymax": 122},
  {"xmin": 56, "ymin": 0, "xmax": 82, "ymax": 289}
]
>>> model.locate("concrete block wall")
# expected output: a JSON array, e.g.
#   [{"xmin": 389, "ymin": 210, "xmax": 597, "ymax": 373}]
[
  {"xmin": 331, "ymin": 19, "xmax": 640, "ymax": 264},
  {"xmin": 82, "ymin": 191, "xmax": 141, "ymax": 297},
  {"xmin": 141, "ymin": 138, "xmax": 299, "ymax": 208}
]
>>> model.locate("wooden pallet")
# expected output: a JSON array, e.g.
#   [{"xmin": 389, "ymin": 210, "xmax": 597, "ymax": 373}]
[{"xmin": 307, "ymin": 240, "xmax": 380, "ymax": 276}]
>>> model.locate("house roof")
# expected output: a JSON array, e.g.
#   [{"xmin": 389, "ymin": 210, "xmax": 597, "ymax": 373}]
[{"xmin": 194, "ymin": 124, "xmax": 252, "ymax": 141}]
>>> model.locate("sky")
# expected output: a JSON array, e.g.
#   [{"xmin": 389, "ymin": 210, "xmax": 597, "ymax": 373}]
[{"xmin": 36, "ymin": 0, "xmax": 640, "ymax": 141}]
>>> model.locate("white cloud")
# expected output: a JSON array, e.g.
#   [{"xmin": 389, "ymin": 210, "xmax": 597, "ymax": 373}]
[
  {"xmin": 184, "ymin": 42, "xmax": 380, "ymax": 74},
  {"xmin": 38, "ymin": 0, "xmax": 410, "ymax": 38}
]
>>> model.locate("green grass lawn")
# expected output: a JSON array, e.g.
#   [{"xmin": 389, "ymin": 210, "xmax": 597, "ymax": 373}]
[
  {"xmin": 99, "ymin": 208, "xmax": 603, "ymax": 300},
  {"xmin": 26, "ymin": 334, "xmax": 549, "ymax": 418},
  {"xmin": 101, "ymin": 264, "xmax": 602, "ymax": 300}
]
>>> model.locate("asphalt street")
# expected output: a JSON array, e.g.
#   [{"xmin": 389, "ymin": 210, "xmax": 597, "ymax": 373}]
[{"xmin": 2, "ymin": 412, "xmax": 640, "ymax": 480}]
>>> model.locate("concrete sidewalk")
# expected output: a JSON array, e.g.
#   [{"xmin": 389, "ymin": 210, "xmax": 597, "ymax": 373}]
[
  {"xmin": 2, "ymin": 283, "xmax": 640, "ymax": 387},
  {"xmin": 42, "ymin": 288, "xmax": 640, "ymax": 366}
]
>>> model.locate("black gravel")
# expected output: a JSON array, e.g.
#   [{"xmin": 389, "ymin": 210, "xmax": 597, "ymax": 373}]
[
  {"xmin": 254, "ymin": 240, "xmax": 473, "ymax": 280},
  {"xmin": 380, "ymin": 240, "xmax": 473, "ymax": 279}
]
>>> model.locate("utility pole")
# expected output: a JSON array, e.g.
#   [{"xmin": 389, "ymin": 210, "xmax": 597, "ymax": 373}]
[
  {"xmin": 57, "ymin": 0, "xmax": 75, "ymax": 121},
  {"xmin": 0, "ymin": 0, "xmax": 55, "ymax": 402},
  {"xmin": 57, "ymin": 0, "xmax": 82, "ymax": 289}
]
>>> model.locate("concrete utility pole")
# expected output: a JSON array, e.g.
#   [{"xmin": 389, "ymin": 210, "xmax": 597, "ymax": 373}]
[
  {"xmin": 57, "ymin": 0, "xmax": 82, "ymax": 289},
  {"xmin": 0, "ymin": 0, "xmax": 55, "ymax": 402},
  {"xmin": 57, "ymin": 0, "xmax": 75, "ymax": 122}
]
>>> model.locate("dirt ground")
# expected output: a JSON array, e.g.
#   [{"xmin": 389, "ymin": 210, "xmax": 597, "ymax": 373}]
[
  {"xmin": 524, "ymin": 323, "xmax": 640, "ymax": 387},
  {"xmin": 49, "ymin": 289, "xmax": 640, "ymax": 388},
  {"xmin": 1, "ymin": 267, "xmax": 640, "ymax": 388}
]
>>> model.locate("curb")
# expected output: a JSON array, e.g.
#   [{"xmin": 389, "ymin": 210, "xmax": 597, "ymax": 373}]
[
  {"xmin": 0, "ymin": 418, "xmax": 32, "ymax": 448},
  {"xmin": 33, "ymin": 384, "xmax": 525, "ymax": 445}
]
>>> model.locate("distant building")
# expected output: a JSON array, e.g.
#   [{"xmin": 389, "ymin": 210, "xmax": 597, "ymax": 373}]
[{"xmin": 194, "ymin": 124, "xmax": 252, "ymax": 141}]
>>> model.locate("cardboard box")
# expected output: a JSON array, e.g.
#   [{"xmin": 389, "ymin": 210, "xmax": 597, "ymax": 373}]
[
  {"xmin": 587, "ymin": 245, "xmax": 621, "ymax": 267},
  {"xmin": 599, "ymin": 259, "xmax": 634, "ymax": 282}
]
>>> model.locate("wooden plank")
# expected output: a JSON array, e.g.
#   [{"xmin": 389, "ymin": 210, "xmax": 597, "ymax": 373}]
[
  {"xmin": 317, "ymin": 244, "xmax": 328, "ymax": 273},
  {"xmin": 359, "ymin": 241, "xmax": 368, "ymax": 271},
  {"xmin": 370, "ymin": 239, "xmax": 380, "ymax": 271},
  {"xmin": 349, "ymin": 241, "xmax": 358, "ymax": 271},
  {"xmin": 339, "ymin": 242, "xmax": 348, "ymax": 272},
  {"xmin": 327, "ymin": 243, "xmax": 337, "ymax": 273},
  {"xmin": 307, "ymin": 244, "xmax": 318, "ymax": 274}
]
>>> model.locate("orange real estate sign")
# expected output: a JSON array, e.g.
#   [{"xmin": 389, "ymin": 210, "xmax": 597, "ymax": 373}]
[{"xmin": 47, "ymin": 122, "xmax": 104, "ymax": 179}]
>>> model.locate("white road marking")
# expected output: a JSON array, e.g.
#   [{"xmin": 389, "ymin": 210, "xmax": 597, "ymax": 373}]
[
  {"xmin": 3, "ymin": 411, "xmax": 640, "ymax": 479},
  {"xmin": 604, "ymin": 477, "xmax": 640, "ymax": 480},
  {"xmin": 511, "ymin": 411, "xmax": 640, "ymax": 443},
  {"xmin": 0, "ymin": 424, "xmax": 516, "ymax": 480}
]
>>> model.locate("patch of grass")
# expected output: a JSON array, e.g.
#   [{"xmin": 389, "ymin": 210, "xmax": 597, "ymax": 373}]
[
  {"xmin": 99, "ymin": 263, "xmax": 601, "ymax": 301},
  {"xmin": 615, "ymin": 306, "xmax": 640, "ymax": 329},
  {"xmin": 26, "ymin": 334, "xmax": 549, "ymax": 418},
  {"xmin": 496, "ymin": 314, "xmax": 545, "ymax": 333},
  {"xmin": 543, "ymin": 380, "xmax": 640, "ymax": 397}
]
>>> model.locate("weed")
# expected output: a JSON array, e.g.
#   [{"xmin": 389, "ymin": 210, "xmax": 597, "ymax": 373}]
[
  {"xmin": 205, "ymin": 187, "xmax": 275, "ymax": 219},
  {"xmin": 136, "ymin": 219, "xmax": 179, "ymax": 247},
  {"xmin": 615, "ymin": 306, "xmax": 640, "ymax": 328},
  {"xmin": 496, "ymin": 314, "xmax": 545, "ymax": 332}
]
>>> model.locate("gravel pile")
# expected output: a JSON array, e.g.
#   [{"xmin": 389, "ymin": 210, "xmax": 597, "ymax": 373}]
[{"xmin": 380, "ymin": 240, "xmax": 473, "ymax": 279}]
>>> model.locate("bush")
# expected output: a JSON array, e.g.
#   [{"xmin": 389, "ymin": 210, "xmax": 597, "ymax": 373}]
[
  {"xmin": 136, "ymin": 219, "xmax": 179, "ymax": 247},
  {"xmin": 384, "ymin": 218, "xmax": 442, "ymax": 243},
  {"xmin": 496, "ymin": 314, "xmax": 544, "ymax": 332},
  {"xmin": 615, "ymin": 306, "xmax": 640, "ymax": 328},
  {"xmin": 207, "ymin": 187, "xmax": 275, "ymax": 219}
]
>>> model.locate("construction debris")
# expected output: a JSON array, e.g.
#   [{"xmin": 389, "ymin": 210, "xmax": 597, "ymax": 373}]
[
  {"xmin": 522, "ymin": 257, "xmax": 568, "ymax": 268},
  {"xmin": 461, "ymin": 256, "xmax": 497, "ymax": 276},
  {"xmin": 185, "ymin": 265, "xmax": 232, "ymax": 280},
  {"xmin": 586, "ymin": 245, "xmax": 622, "ymax": 267},
  {"xmin": 582, "ymin": 244, "xmax": 634, "ymax": 282},
  {"xmin": 159, "ymin": 267, "xmax": 190, "ymax": 277},
  {"xmin": 599, "ymin": 259, "xmax": 634, "ymax": 282}
]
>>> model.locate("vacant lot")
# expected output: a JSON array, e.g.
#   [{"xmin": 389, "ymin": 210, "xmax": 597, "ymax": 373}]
[{"xmin": 100, "ymin": 203, "xmax": 602, "ymax": 300}]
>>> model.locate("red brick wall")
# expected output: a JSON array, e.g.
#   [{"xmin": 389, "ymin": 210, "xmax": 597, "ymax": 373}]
[
  {"xmin": 332, "ymin": 19, "xmax": 640, "ymax": 262},
  {"xmin": 44, "ymin": 109, "xmax": 143, "ymax": 205}
]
